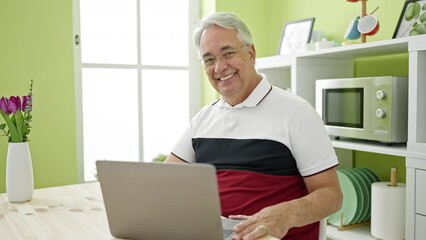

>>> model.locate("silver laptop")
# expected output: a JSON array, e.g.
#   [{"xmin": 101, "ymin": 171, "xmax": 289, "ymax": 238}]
[{"xmin": 96, "ymin": 160, "xmax": 240, "ymax": 240}]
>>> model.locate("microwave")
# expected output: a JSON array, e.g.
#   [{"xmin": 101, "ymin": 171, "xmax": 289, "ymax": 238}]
[{"xmin": 315, "ymin": 76, "xmax": 408, "ymax": 143}]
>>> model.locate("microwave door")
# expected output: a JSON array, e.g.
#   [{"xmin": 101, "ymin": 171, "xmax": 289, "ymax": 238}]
[
  {"xmin": 323, "ymin": 88, "xmax": 364, "ymax": 129},
  {"xmin": 322, "ymin": 86, "xmax": 374, "ymax": 141}
]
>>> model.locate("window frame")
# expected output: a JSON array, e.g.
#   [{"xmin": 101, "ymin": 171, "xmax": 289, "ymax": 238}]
[{"xmin": 72, "ymin": 0, "xmax": 201, "ymax": 182}]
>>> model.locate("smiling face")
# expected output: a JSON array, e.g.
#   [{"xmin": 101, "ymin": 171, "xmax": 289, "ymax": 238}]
[{"xmin": 199, "ymin": 25, "xmax": 260, "ymax": 106}]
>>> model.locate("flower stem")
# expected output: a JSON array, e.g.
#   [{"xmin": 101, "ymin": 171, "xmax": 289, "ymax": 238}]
[{"xmin": 1, "ymin": 129, "xmax": 8, "ymax": 136}]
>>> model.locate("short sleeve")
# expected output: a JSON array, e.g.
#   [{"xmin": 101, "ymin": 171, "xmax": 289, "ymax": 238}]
[
  {"xmin": 288, "ymin": 103, "xmax": 338, "ymax": 176},
  {"xmin": 171, "ymin": 124, "xmax": 196, "ymax": 163}
]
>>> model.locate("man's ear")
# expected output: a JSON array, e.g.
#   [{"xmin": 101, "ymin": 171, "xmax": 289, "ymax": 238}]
[{"xmin": 248, "ymin": 44, "xmax": 256, "ymax": 63}]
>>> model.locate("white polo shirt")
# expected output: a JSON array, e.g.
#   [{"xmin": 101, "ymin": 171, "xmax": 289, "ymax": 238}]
[{"xmin": 172, "ymin": 74, "xmax": 338, "ymax": 177}]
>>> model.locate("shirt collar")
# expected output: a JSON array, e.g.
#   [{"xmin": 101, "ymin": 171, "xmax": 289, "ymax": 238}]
[{"xmin": 217, "ymin": 73, "xmax": 272, "ymax": 108}]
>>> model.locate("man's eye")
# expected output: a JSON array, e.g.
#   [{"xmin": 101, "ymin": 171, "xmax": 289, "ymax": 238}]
[
  {"xmin": 223, "ymin": 51, "xmax": 236, "ymax": 59},
  {"xmin": 203, "ymin": 57, "xmax": 215, "ymax": 64}
]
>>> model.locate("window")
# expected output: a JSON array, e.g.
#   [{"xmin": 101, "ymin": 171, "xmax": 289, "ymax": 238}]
[{"xmin": 73, "ymin": 0, "xmax": 200, "ymax": 181}]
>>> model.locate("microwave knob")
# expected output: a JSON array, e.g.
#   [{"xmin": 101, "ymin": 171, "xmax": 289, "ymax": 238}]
[
  {"xmin": 376, "ymin": 109, "xmax": 387, "ymax": 118},
  {"xmin": 376, "ymin": 90, "xmax": 387, "ymax": 100}
]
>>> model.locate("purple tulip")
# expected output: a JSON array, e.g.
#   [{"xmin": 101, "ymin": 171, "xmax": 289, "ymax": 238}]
[
  {"xmin": 0, "ymin": 97, "xmax": 12, "ymax": 114},
  {"xmin": 22, "ymin": 95, "xmax": 32, "ymax": 112},
  {"xmin": 8, "ymin": 96, "xmax": 21, "ymax": 113}
]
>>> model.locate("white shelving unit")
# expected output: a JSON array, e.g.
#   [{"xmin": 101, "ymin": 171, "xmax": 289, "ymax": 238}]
[
  {"xmin": 326, "ymin": 225, "xmax": 376, "ymax": 240},
  {"xmin": 331, "ymin": 139, "xmax": 407, "ymax": 157},
  {"xmin": 256, "ymin": 34, "xmax": 426, "ymax": 240}
]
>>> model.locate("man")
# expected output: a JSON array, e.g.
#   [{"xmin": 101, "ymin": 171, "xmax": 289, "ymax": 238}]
[{"xmin": 166, "ymin": 12, "xmax": 342, "ymax": 240}]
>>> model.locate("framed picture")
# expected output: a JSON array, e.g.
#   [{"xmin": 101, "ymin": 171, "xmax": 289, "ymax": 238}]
[
  {"xmin": 393, "ymin": 0, "xmax": 426, "ymax": 38},
  {"xmin": 278, "ymin": 18, "xmax": 315, "ymax": 55}
]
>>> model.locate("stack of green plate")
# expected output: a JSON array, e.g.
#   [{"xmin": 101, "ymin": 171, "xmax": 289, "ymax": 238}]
[{"xmin": 327, "ymin": 168, "xmax": 381, "ymax": 227}]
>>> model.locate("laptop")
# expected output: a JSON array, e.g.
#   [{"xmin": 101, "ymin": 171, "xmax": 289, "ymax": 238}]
[{"xmin": 96, "ymin": 160, "xmax": 240, "ymax": 240}]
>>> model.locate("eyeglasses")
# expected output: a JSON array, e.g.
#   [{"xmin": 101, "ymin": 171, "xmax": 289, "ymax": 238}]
[{"xmin": 200, "ymin": 45, "xmax": 246, "ymax": 67}]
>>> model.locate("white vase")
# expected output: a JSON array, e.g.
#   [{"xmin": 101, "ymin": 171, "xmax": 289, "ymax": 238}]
[{"xmin": 6, "ymin": 142, "xmax": 34, "ymax": 202}]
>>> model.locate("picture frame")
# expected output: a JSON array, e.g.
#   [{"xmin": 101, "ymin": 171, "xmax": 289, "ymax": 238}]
[
  {"xmin": 393, "ymin": 0, "xmax": 426, "ymax": 38},
  {"xmin": 278, "ymin": 18, "xmax": 315, "ymax": 55}
]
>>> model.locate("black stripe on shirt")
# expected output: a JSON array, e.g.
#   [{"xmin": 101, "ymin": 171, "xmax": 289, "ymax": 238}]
[{"xmin": 192, "ymin": 138, "xmax": 299, "ymax": 176}]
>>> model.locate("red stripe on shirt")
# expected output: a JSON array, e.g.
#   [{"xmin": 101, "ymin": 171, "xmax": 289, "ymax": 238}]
[{"xmin": 217, "ymin": 169, "xmax": 319, "ymax": 240}]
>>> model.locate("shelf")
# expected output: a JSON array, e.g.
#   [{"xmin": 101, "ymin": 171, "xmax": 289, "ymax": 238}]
[
  {"xmin": 257, "ymin": 35, "xmax": 426, "ymax": 69},
  {"xmin": 331, "ymin": 139, "xmax": 407, "ymax": 157},
  {"xmin": 298, "ymin": 37, "xmax": 409, "ymax": 59},
  {"xmin": 409, "ymin": 34, "xmax": 426, "ymax": 52},
  {"xmin": 258, "ymin": 37, "xmax": 411, "ymax": 64},
  {"xmin": 256, "ymin": 54, "xmax": 293, "ymax": 69},
  {"xmin": 326, "ymin": 224, "xmax": 376, "ymax": 240}
]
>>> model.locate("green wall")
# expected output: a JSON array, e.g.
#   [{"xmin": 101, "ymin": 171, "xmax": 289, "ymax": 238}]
[{"xmin": 0, "ymin": 0, "xmax": 78, "ymax": 193}]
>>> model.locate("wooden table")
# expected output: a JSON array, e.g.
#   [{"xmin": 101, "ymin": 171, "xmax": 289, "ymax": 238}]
[
  {"xmin": 0, "ymin": 182, "xmax": 111, "ymax": 239},
  {"xmin": 0, "ymin": 182, "xmax": 278, "ymax": 240}
]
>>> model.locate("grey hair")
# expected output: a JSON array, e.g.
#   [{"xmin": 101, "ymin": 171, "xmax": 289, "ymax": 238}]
[{"xmin": 192, "ymin": 12, "xmax": 253, "ymax": 54}]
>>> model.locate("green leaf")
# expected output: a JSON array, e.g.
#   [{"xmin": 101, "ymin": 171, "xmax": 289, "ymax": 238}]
[
  {"xmin": 420, "ymin": 12, "xmax": 426, "ymax": 24},
  {"xmin": 405, "ymin": 2, "xmax": 421, "ymax": 21},
  {"xmin": 14, "ymin": 111, "xmax": 24, "ymax": 140},
  {"xmin": 423, "ymin": 2, "xmax": 426, "ymax": 10},
  {"xmin": 0, "ymin": 111, "xmax": 22, "ymax": 142},
  {"xmin": 410, "ymin": 24, "xmax": 426, "ymax": 36},
  {"xmin": 11, "ymin": 113, "xmax": 16, "ymax": 125},
  {"xmin": 0, "ymin": 123, "xmax": 5, "ymax": 130}
]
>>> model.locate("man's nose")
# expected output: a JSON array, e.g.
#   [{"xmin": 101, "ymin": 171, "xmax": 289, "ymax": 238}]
[{"xmin": 214, "ymin": 57, "xmax": 228, "ymax": 72}]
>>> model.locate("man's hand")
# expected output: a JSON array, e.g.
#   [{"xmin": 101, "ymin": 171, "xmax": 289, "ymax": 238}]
[{"xmin": 229, "ymin": 205, "xmax": 289, "ymax": 240}]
